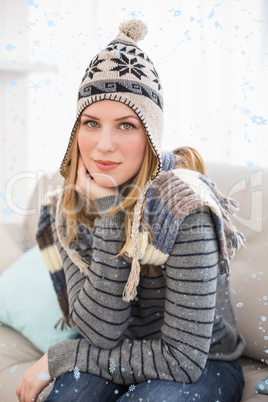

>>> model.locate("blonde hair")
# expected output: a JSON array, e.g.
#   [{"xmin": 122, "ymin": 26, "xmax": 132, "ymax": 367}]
[
  {"xmin": 173, "ymin": 146, "xmax": 207, "ymax": 176},
  {"xmin": 61, "ymin": 123, "xmax": 207, "ymax": 277}
]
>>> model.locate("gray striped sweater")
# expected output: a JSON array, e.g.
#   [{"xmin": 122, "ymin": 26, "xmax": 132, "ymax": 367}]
[{"xmin": 37, "ymin": 154, "xmax": 245, "ymax": 385}]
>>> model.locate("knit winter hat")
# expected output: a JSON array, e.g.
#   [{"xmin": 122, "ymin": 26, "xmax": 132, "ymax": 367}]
[
  {"xmin": 56, "ymin": 20, "xmax": 164, "ymax": 303},
  {"xmin": 60, "ymin": 19, "xmax": 164, "ymax": 179}
]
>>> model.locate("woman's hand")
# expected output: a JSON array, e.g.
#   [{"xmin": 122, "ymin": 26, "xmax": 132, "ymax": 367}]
[
  {"xmin": 75, "ymin": 155, "xmax": 119, "ymax": 200},
  {"xmin": 16, "ymin": 353, "xmax": 52, "ymax": 402}
]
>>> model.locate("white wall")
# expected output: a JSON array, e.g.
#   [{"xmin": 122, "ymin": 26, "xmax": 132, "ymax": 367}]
[{"xmin": 0, "ymin": 0, "xmax": 267, "ymax": 228}]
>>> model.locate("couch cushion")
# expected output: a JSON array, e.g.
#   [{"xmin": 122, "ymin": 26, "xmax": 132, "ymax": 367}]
[
  {"xmin": 0, "ymin": 245, "xmax": 78, "ymax": 353},
  {"xmin": 0, "ymin": 325, "xmax": 54, "ymax": 402},
  {"xmin": 239, "ymin": 357, "xmax": 268, "ymax": 401},
  {"xmin": 0, "ymin": 324, "xmax": 42, "ymax": 371},
  {"xmin": 0, "ymin": 361, "xmax": 54, "ymax": 402}
]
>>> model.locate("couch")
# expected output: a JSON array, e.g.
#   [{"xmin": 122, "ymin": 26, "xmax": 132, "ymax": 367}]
[{"xmin": 0, "ymin": 162, "xmax": 267, "ymax": 402}]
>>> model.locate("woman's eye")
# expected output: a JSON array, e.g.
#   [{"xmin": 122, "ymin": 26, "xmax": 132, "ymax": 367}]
[
  {"xmin": 121, "ymin": 123, "xmax": 134, "ymax": 130},
  {"xmin": 87, "ymin": 121, "xmax": 98, "ymax": 128}
]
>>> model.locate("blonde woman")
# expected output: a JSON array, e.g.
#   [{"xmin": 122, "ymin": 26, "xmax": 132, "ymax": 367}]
[{"xmin": 17, "ymin": 20, "xmax": 245, "ymax": 402}]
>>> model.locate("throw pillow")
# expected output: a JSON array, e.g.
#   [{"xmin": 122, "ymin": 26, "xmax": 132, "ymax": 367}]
[{"xmin": 0, "ymin": 245, "xmax": 78, "ymax": 353}]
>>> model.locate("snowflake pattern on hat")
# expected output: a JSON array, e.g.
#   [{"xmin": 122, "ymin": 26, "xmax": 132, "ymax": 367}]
[
  {"xmin": 81, "ymin": 55, "xmax": 105, "ymax": 82},
  {"xmin": 150, "ymin": 67, "xmax": 161, "ymax": 90},
  {"xmin": 111, "ymin": 54, "xmax": 147, "ymax": 80},
  {"xmin": 107, "ymin": 41, "xmax": 153, "ymax": 63}
]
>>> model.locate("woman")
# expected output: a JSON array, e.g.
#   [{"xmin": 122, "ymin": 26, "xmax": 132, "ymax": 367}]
[{"xmin": 17, "ymin": 20, "xmax": 245, "ymax": 402}]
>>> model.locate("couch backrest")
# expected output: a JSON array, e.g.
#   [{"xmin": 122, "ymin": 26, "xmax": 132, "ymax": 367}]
[
  {"xmin": 21, "ymin": 170, "xmax": 64, "ymax": 246},
  {"xmin": 0, "ymin": 171, "xmax": 63, "ymax": 275},
  {"xmin": 206, "ymin": 162, "xmax": 268, "ymax": 364}
]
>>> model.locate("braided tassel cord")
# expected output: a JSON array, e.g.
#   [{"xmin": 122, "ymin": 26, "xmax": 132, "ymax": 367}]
[
  {"xmin": 123, "ymin": 180, "xmax": 151, "ymax": 302},
  {"xmin": 55, "ymin": 189, "xmax": 89, "ymax": 276}
]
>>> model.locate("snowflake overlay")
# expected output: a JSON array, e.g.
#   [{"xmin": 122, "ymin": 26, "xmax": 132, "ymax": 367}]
[
  {"xmin": 38, "ymin": 372, "xmax": 50, "ymax": 381},
  {"xmin": 10, "ymin": 364, "xmax": 18, "ymax": 373},
  {"xmin": 129, "ymin": 384, "xmax": 136, "ymax": 392},
  {"xmin": 109, "ymin": 358, "xmax": 116, "ymax": 374},
  {"xmin": 74, "ymin": 365, "xmax": 80, "ymax": 381}
]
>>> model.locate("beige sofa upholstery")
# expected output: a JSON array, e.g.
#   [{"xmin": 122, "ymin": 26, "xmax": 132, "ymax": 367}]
[{"xmin": 0, "ymin": 163, "xmax": 267, "ymax": 401}]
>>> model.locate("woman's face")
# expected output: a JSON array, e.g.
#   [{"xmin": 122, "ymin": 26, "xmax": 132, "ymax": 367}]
[{"xmin": 77, "ymin": 100, "xmax": 147, "ymax": 188}]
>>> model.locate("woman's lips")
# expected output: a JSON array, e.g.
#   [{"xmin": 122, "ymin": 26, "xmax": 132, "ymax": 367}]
[{"xmin": 94, "ymin": 160, "xmax": 121, "ymax": 171}]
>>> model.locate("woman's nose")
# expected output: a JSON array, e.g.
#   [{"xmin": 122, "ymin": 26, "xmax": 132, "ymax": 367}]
[{"xmin": 96, "ymin": 129, "xmax": 116, "ymax": 153}]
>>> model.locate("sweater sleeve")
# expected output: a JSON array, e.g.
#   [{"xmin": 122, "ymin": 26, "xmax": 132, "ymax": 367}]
[
  {"xmin": 48, "ymin": 208, "xmax": 219, "ymax": 384},
  {"xmin": 49, "ymin": 195, "xmax": 132, "ymax": 349}
]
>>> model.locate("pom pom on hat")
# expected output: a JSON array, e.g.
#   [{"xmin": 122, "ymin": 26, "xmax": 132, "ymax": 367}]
[{"xmin": 119, "ymin": 19, "xmax": 148, "ymax": 42}]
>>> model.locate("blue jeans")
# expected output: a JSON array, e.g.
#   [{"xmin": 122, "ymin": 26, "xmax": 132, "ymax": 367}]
[{"xmin": 45, "ymin": 359, "xmax": 244, "ymax": 402}]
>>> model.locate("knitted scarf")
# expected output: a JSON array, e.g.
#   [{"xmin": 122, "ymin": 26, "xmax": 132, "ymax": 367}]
[{"xmin": 36, "ymin": 152, "xmax": 244, "ymax": 328}]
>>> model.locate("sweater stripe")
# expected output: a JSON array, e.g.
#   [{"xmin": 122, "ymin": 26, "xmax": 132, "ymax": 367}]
[
  {"xmin": 179, "ymin": 224, "xmax": 212, "ymax": 232},
  {"xmin": 166, "ymin": 297, "xmax": 216, "ymax": 311},
  {"xmin": 165, "ymin": 272, "xmax": 218, "ymax": 283},
  {"xmin": 140, "ymin": 341, "xmax": 145, "ymax": 380},
  {"xmin": 167, "ymin": 345, "xmax": 192, "ymax": 383},
  {"xmin": 175, "ymin": 237, "xmax": 217, "ymax": 244},
  {"xmin": 138, "ymin": 284, "xmax": 166, "ymax": 291},
  {"xmin": 135, "ymin": 295, "xmax": 166, "ymax": 301},
  {"xmin": 65, "ymin": 261, "xmax": 75, "ymax": 274},
  {"xmin": 92, "ymin": 247, "xmax": 119, "ymax": 257},
  {"xmin": 71, "ymin": 306, "xmax": 123, "ymax": 343},
  {"xmin": 68, "ymin": 277, "xmax": 85, "ymax": 294},
  {"xmin": 69, "ymin": 288, "xmax": 81, "ymax": 305},
  {"xmin": 166, "ymin": 284, "xmax": 217, "ymax": 297},
  {"xmin": 165, "ymin": 260, "xmax": 220, "ymax": 270},
  {"xmin": 87, "ymin": 265, "xmax": 128, "ymax": 283},
  {"xmin": 67, "ymin": 268, "xmax": 79, "ymax": 282},
  {"xmin": 70, "ymin": 312, "xmax": 114, "ymax": 348},
  {"xmin": 166, "ymin": 341, "xmax": 204, "ymax": 372},
  {"xmin": 150, "ymin": 340, "xmax": 159, "ymax": 379},
  {"xmin": 76, "ymin": 296, "xmax": 129, "ymax": 326},
  {"xmin": 171, "ymin": 248, "xmax": 219, "ymax": 257},
  {"xmin": 82, "ymin": 287, "xmax": 130, "ymax": 312},
  {"xmin": 94, "ymin": 233, "xmax": 122, "ymax": 243},
  {"xmin": 119, "ymin": 341, "xmax": 125, "ymax": 384},
  {"xmin": 74, "ymin": 339, "xmax": 82, "ymax": 368},
  {"xmin": 90, "ymin": 258, "xmax": 130, "ymax": 270},
  {"xmin": 161, "ymin": 342, "xmax": 176, "ymax": 381},
  {"xmin": 86, "ymin": 343, "xmax": 90, "ymax": 372},
  {"xmin": 141, "ymin": 273, "xmax": 164, "ymax": 280},
  {"xmin": 85, "ymin": 279, "xmax": 125, "ymax": 298},
  {"xmin": 165, "ymin": 309, "xmax": 213, "ymax": 325},
  {"xmin": 164, "ymin": 320, "xmax": 211, "ymax": 340},
  {"xmin": 96, "ymin": 349, "xmax": 101, "ymax": 377},
  {"xmin": 165, "ymin": 338, "xmax": 208, "ymax": 356}
]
